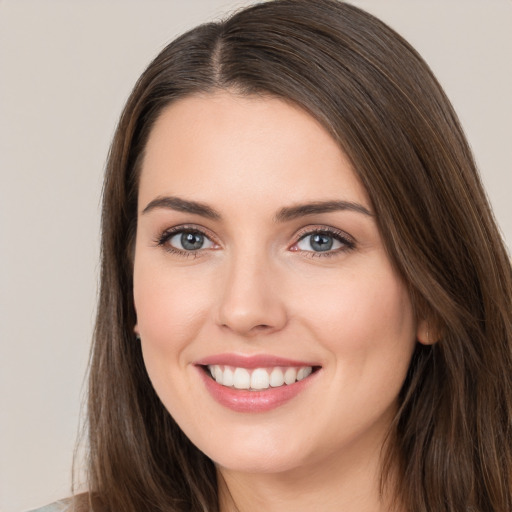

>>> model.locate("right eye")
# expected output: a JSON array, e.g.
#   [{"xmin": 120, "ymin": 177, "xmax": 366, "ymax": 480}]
[{"xmin": 165, "ymin": 230, "xmax": 216, "ymax": 252}]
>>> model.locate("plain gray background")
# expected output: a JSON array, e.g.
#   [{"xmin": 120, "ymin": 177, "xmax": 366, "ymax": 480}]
[{"xmin": 1, "ymin": 1, "xmax": 511, "ymax": 511}]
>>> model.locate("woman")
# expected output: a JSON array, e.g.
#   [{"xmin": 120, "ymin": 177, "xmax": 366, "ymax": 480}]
[{"xmin": 32, "ymin": 0, "xmax": 512, "ymax": 510}]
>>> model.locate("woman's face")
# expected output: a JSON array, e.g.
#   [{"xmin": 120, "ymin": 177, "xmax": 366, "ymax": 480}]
[{"xmin": 133, "ymin": 92, "xmax": 420, "ymax": 475}]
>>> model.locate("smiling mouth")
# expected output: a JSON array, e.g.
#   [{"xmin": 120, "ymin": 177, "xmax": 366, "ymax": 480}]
[{"xmin": 203, "ymin": 365, "xmax": 319, "ymax": 391}]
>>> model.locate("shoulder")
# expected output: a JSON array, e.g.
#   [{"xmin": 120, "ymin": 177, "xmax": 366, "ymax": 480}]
[
  {"xmin": 27, "ymin": 498, "xmax": 72, "ymax": 512},
  {"xmin": 27, "ymin": 493, "xmax": 104, "ymax": 512}
]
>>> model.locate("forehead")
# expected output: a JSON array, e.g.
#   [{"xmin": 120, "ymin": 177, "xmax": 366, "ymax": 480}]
[{"xmin": 138, "ymin": 91, "xmax": 370, "ymax": 211}]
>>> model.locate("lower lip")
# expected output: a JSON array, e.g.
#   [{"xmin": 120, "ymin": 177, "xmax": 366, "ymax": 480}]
[{"xmin": 197, "ymin": 367, "xmax": 318, "ymax": 413}]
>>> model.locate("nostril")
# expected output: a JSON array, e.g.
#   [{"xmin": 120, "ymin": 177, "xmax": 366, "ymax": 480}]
[
  {"xmin": 253, "ymin": 324, "xmax": 272, "ymax": 331},
  {"xmin": 219, "ymin": 324, "xmax": 268, "ymax": 338}
]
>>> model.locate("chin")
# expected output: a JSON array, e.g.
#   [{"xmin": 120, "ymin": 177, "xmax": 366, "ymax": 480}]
[
  {"xmin": 212, "ymin": 448, "xmax": 306, "ymax": 475},
  {"xmin": 191, "ymin": 425, "xmax": 314, "ymax": 475}
]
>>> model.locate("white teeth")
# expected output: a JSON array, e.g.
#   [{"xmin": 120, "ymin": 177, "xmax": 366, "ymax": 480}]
[
  {"xmin": 223, "ymin": 366, "xmax": 234, "ymax": 387},
  {"xmin": 250, "ymin": 368, "xmax": 270, "ymax": 390},
  {"xmin": 270, "ymin": 367, "xmax": 285, "ymax": 387},
  {"xmin": 297, "ymin": 367, "xmax": 312, "ymax": 381},
  {"xmin": 284, "ymin": 367, "xmax": 297, "ymax": 385},
  {"xmin": 206, "ymin": 364, "xmax": 314, "ymax": 390},
  {"xmin": 233, "ymin": 367, "xmax": 251, "ymax": 389}
]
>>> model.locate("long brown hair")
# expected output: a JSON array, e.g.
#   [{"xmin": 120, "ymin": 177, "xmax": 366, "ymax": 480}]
[{"xmin": 80, "ymin": 1, "xmax": 512, "ymax": 510}]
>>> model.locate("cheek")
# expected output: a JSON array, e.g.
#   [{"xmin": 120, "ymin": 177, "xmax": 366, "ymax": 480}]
[
  {"xmin": 133, "ymin": 258, "xmax": 214, "ymax": 356},
  {"xmin": 133, "ymin": 260, "xmax": 216, "ymax": 414},
  {"xmin": 297, "ymin": 264, "xmax": 416, "ymax": 358}
]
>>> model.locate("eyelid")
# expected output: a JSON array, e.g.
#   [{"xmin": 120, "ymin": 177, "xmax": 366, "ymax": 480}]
[
  {"xmin": 153, "ymin": 223, "xmax": 355, "ymax": 257},
  {"xmin": 290, "ymin": 225, "xmax": 356, "ymax": 253},
  {"xmin": 154, "ymin": 224, "xmax": 221, "ymax": 254}
]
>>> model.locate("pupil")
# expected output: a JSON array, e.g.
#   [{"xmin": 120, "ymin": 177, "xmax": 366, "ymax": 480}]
[
  {"xmin": 311, "ymin": 234, "xmax": 333, "ymax": 252},
  {"xmin": 181, "ymin": 232, "xmax": 204, "ymax": 250}
]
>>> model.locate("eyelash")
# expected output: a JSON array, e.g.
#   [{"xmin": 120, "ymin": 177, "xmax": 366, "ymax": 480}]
[
  {"xmin": 154, "ymin": 225, "xmax": 216, "ymax": 258},
  {"xmin": 293, "ymin": 227, "xmax": 356, "ymax": 258},
  {"xmin": 154, "ymin": 225, "xmax": 356, "ymax": 258}
]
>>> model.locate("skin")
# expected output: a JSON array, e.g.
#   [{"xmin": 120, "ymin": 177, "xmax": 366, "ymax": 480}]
[{"xmin": 133, "ymin": 91, "xmax": 428, "ymax": 511}]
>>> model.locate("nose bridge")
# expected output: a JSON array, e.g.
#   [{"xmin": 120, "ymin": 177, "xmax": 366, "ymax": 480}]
[{"xmin": 217, "ymin": 244, "xmax": 287, "ymax": 336}]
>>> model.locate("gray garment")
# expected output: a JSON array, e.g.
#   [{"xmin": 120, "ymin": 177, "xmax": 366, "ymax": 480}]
[{"xmin": 27, "ymin": 499, "xmax": 71, "ymax": 512}]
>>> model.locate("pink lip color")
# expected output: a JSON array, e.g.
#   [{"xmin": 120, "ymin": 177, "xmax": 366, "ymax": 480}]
[
  {"xmin": 195, "ymin": 353, "xmax": 318, "ymax": 369},
  {"xmin": 195, "ymin": 354, "xmax": 320, "ymax": 413}
]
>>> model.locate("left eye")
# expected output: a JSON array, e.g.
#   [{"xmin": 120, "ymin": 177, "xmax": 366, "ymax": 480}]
[
  {"xmin": 168, "ymin": 231, "xmax": 215, "ymax": 251},
  {"xmin": 296, "ymin": 232, "xmax": 344, "ymax": 252}
]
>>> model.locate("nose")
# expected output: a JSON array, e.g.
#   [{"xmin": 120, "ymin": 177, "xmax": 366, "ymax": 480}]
[{"xmin": 216, "ymin": 252, "xmax": 288, "ymax": 337}]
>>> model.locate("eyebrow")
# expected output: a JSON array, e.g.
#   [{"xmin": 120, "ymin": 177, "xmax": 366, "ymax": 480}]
[
  {"xmin": 141, "ymin": 196, "xmax": 372, "ymax": 221},
  {"xmin": 142, "ymin": 196, "xmax": 221, "ymax": 219},
  {"xmin": 274, "ymin": 200, "xmax": 373, "ymax": 222}
]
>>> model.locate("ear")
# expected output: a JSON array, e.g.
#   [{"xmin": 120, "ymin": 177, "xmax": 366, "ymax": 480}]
[
  {"xmin": 134, "ymin": 324, "xmax": 140, "ymax": 340},
  {"xmin": 417, "ymin": 318, "xmax": 437, "ymax": 345}
]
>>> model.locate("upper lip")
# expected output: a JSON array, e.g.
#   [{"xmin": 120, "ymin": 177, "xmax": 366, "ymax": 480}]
[{"xmin": 195, "ymin": 353, "xmax": 320, "ymax": 369}]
